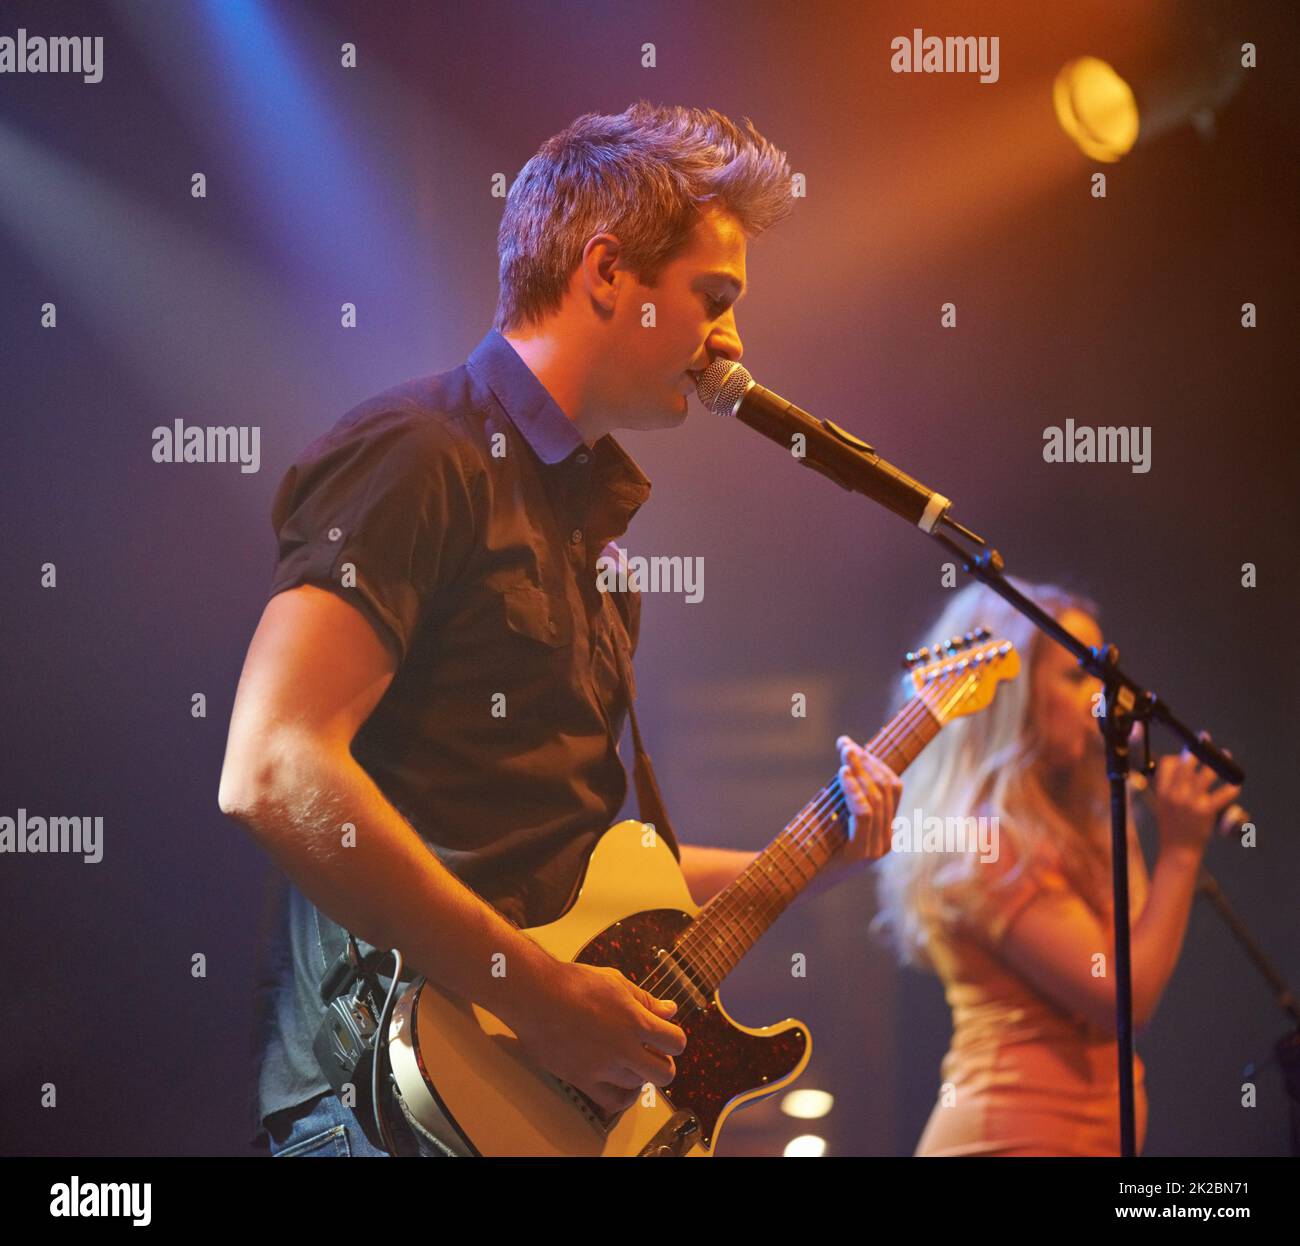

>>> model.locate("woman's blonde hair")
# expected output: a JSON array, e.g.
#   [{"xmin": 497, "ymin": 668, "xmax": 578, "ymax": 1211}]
[{"xmin": 871, "ymin": 577, "xmax": 1117, "ymax": 971}]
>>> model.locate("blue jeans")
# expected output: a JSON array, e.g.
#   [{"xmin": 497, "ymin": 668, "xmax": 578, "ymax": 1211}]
[{"xmin": 267, "ymin": 1083, "xmax": 456, "ymax": 1157}]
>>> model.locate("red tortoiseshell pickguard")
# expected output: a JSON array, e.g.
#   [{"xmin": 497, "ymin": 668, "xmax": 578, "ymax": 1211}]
[{"xmin": 573, "ymin": 908, "xmax": 808, "ymax": 1150}]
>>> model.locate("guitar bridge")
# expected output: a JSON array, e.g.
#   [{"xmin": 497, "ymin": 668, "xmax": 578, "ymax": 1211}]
[{"xmin": 557, "ymin": 1080, "xmax": 611, "ymax": 1131}]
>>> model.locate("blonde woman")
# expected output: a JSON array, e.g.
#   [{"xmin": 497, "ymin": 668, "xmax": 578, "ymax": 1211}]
[{"xmin": 873, "ymin": 580, "xmax": 1241, "ymax": 1156}]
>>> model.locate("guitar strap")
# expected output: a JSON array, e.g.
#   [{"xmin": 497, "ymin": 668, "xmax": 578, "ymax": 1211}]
[{"xmin": 602, "ymin": 586, "xmax": 680, "ymax": 855}]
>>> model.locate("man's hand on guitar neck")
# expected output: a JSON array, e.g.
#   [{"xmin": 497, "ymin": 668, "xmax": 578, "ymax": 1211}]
[
  {"xmin": 795, "ymin": 736, "xmax": 902, "ymax": 908},
  {"xmin": 680, "ymin": 738, "xmax": 904, "ymax": 912},
  {"xmin": 838, "ymin": 735, "xmax": 902, "ymax": 862}
]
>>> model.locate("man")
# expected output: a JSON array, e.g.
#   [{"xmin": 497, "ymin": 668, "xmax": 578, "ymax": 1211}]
[{"xmin": 218, "ymin": 101, "xmax": 902, "ymax": 1157}]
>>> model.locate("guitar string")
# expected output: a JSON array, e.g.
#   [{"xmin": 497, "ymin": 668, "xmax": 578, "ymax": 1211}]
[
  {"xmin": 631, "ymin": 667, "xmax": 985, "ymax": 1010},
  {"xmin": 696, "ymin": 667, "xmax": 983, "ymax": 987},
  {"xmin": 670, "ymin": 670, "xmax": 979, "ymax": 988},
  {"xmin": 667, "ymin": 669, "xmax": 982, "ymax": 993},
  {"xmin": 646, "ymin": 673, "xmax": 971, "ymax": 998},
  {"xmin": 665, "ymin": 688, "xmax": 936, "ymax": 987},
  {"xmin": 634, "ymin": 669, "xmax": 979, "ymax": 1016}
]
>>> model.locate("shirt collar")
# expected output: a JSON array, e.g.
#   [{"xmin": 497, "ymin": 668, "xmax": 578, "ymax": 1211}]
[
  {"xmin": 466, "ymin": 327, "xmax": 651, "ymax": 522},
  {"xmin": 468, "ymin": 328, "xmax": 587, "ymax": 465}
]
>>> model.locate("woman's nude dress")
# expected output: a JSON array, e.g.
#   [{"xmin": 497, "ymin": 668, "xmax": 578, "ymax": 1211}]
[{"xmin": 915, "ymin": 832, "xmax": 1150, "ymax": 1157}]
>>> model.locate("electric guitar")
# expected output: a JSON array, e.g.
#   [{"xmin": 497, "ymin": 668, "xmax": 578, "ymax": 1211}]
[{"xmin": 389, "ymin": 628, "xmax": 1020, "ymax": 1155}]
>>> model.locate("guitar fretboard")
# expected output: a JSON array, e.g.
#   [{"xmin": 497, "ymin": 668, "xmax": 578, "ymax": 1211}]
[{"xmin": 671, "ymin": 690, "xmax": 946, "ymax": 994}]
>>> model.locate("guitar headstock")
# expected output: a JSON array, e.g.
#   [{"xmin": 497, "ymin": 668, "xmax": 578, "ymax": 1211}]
[{"xmin": 902, "ymin": 627, "xmax": 1020, "ymax": 721}]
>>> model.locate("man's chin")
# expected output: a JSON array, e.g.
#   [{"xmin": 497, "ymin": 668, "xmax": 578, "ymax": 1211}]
[
  {"xmin": 619, "ymin": 392, "xmax": 691, "ymax": 432},
  {"xmin": 637, "ymin": 395, "xmax": 690, "ymax": 430}
]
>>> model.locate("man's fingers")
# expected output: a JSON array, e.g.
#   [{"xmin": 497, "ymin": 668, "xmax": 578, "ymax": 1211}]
[
  {"xmin": 838, "ymin": 745, "xmax": 902, "ymax": 865},
  {"xmin": 592, "ymin": 1081, "xmax": 641, "ymax": 1112},
  {"xmin": 639, "ymin": 987, "xmax": 677, "ymax": 1017},
  {"xmin": 633, "ymin": 1048, "xmax": 677, "ymax": 1088},
  {"xmin": 839, "ymin": 739, "xmax": 894, "ymax": 783},
  {"xmin": 637, "ymin": 1008, "xmax": 687, "ymax": 1056},
  {"xmin": 862, "ymin": 751, "xmax": 902, "ymax": 791},
  {"xmin": 839, "ymin": 743, "xmax": 901, "ymax": 804},
  {"xmin": 840, "ymin": 764, "xmax": 876, "ymax": 815}
]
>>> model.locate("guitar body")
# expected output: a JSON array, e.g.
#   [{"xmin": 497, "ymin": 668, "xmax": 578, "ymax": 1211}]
[{"xmin": 389, "ymin": 820, "xmax": 811, "ymax": 1156}]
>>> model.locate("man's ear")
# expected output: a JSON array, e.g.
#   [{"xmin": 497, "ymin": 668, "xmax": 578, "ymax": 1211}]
[{"xmin": 580, "ymin": 232, "xmax": 623, "ymax": 315}]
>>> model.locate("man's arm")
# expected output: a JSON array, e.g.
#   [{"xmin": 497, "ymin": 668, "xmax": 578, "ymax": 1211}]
[
  {"xmin": 218, "ymin": 585, "xmax": 684, "ymax": 1113},
  {"xmin": 218, "ymin": 585, "xmax": 562, "ymax": 1023}
]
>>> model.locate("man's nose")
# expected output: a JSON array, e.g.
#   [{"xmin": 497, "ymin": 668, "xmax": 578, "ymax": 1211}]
[{"xmin": 707, "ymin": 317, "xmax": 743, "ymax": 366}]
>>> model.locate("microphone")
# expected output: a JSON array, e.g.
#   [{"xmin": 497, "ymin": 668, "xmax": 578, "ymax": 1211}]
[{"xmin": 693, "ymin": 359, "xmax": 978, "ymax": 540}]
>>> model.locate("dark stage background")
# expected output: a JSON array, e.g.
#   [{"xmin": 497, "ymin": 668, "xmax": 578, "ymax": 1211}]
[{"xmin": 2, "ymin": 0, "xmax": 1296, "ymax": 1157}]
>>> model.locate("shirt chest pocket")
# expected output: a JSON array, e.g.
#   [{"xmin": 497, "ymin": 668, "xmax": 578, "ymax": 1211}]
[{"xmin": 502, "ymin": 582, "xmax": 572, "ymax": 648}]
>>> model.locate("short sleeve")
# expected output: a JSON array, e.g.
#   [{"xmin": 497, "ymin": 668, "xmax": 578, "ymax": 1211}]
[
  {"xmin": 955, "ymin": 835, "xmax": 1073, "ymax": 949},
  {"xmin": 267, "ymin": 405, "xmax": 474, "ymax": 663}
]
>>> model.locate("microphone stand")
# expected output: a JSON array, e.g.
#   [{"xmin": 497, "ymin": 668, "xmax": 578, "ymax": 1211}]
[
  {"xmin": 693, "ymin": 359, "xmax": 1250, "ymax": 1155},
  {"xmin": 925, "ymin": 527, "xmax": 1246, "ymax": 1157}
]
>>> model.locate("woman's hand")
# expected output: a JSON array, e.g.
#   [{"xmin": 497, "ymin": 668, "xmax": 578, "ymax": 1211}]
[{"xmin": 1151, "ymin": 746, "xmax": 1242, "ymax": 859}]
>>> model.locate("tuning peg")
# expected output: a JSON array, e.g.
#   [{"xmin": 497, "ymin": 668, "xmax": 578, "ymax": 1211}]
[{"xmin": 974, "ymin": 625, "xmax": 990, "ymax": 640}]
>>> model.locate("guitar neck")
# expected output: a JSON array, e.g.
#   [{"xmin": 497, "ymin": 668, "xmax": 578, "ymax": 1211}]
[{"xmin": 671, "ymin": 691, "xmax": 945, "ymax": 994}]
